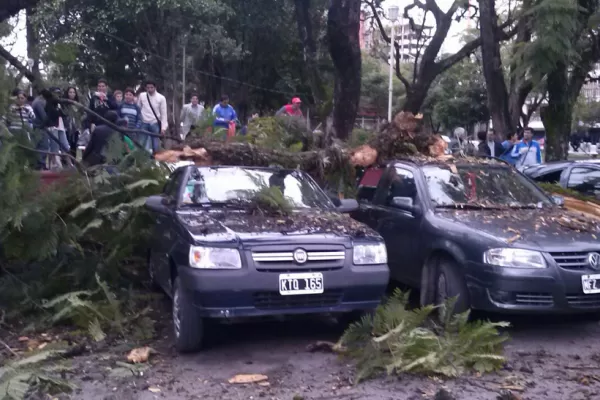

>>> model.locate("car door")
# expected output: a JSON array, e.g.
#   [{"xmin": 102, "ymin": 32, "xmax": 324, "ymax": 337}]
[
  {"xmin": 563, "ymin": 166, "xmax": 600, "ymax": 198},
  {"xmin": 151, "ymin": 169, "xmax": 185, "ymax": 290},
  {"xmin": 370, "ymin": 165, "xmax": 423, "ymax": 286}
]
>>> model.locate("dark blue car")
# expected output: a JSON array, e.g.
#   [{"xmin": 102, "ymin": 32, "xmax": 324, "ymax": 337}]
[{"xmin": 145, "ymin": 165, "xmax": 389, "ymax": 352}]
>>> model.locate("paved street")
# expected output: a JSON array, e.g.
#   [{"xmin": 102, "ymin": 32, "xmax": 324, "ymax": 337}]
[{"xmin": 72, "ymin": 306, "xmax": 600, "ymax": 400}]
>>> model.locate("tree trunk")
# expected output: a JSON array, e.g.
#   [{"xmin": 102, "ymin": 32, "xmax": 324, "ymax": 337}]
[
  {"xmin": 327, "ymin": 0, "xmax": 362, "ymax": 141},
  {"xmin": 403, "ymin": 82, "xmax": 434, "ymax": 114},
  {"xmin": 26, "ymin": 8, "xmax": 42, "ymax": 93},
  {"xmin": 479, "ymin": 0, "xmax": 513, "ymax": 137},
  {"xmin": 294, "ymin": 0, "xmax": 327, "ymax": 108}
]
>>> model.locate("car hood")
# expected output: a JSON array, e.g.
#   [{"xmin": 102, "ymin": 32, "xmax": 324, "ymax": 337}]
[
  {"xmin": 435, "ymin": 208, "xmax": 600, "ymax": 251},
  {"xmin": 176, "ymin": 208, "xmax": 380, "ymax": 246}
]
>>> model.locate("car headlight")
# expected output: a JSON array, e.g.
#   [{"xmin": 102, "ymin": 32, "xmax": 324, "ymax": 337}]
[
  {"xmin": 353, "ymin": 243, "xmax": 387, "ymax": 265},
  {"xmin": 189, "ymin": 246, "xmax": 242, "ymax": 269},
  {"xmin": 483, "ymin": 248, "xmax": 547, "ymax": 269}
]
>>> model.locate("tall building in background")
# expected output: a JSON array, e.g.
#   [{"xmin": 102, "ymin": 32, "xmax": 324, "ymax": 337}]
[{"xmin": 360, "ymin": 12, "xmax": 432, "ymax": 63}]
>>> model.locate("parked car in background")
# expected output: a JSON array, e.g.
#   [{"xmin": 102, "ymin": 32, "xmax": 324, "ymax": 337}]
[
  {"xmin": 523, "ymin": 160, "xmax": 600, "ymax": 199},
  {"xmin": 145, "ymin": 165, "xmax": 389, "ymax": 352},
  {"xmin": 351, "ymin": 158, "xmax": 600, "ymax": 316}
]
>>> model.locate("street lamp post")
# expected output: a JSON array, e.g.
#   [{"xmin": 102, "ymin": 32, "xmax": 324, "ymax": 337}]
[
  {"xmin": 388, "ymin": 6, "xmax": 399, "ymax": 122},
  {"xmin": 27, "ymin": 58, "xmax": 34, "ymax": 96}
]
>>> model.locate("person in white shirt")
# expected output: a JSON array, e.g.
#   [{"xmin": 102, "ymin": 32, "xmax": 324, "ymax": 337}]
[
  {"xmin": 137, "ymin": 80, "xmax": 168, "ymax": 153},
  {"xmin": 179, "ymin": 93, "xmax": 204, "ymax": 139}
]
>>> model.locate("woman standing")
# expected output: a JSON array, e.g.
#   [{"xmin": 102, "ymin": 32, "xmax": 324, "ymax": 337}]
[
  {"xmin": 6, "ymin": 89, "xmax": 35, "ymax": 140},
  {"xmin": 63, "ymin": 87, "xmax": 84, "ymax": 157}
]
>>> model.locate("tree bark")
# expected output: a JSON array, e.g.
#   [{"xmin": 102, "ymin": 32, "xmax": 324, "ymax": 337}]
[
  {"xmin": 327, "ymin": 0, "xmax": 362, "ymax": 141},
  {"xmin": 541, "ymin": 64, "xmax": 571, "ymax": 161},
  {"xmin": 294, "ymin": 0, "xmax": 327, "ymax": 108},
  {"xmin": 479, "ymin": 0, "xmax": 513, "ymax": 137},
  {"xmin": 26, "ymin": 8, "xmax": 42, "ymax": 93}
]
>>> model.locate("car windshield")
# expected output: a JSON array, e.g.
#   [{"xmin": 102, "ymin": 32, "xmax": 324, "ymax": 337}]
[
  {"xmin": 422, "ymin": 164, "xmax": 552, "ymax": 209},
  {"xmin": 180, "ymin": 167, "xmax": 333, "ymax": 209}
]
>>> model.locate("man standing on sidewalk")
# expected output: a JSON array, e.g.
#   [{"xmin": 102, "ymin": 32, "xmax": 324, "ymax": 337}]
[
  {"xmin": 137, "ymin": 80, "xmax": 168, "ymax": 153},
  {"xmin": 180, "ymin": 93, "xmax": 204, "ymax": 139}
]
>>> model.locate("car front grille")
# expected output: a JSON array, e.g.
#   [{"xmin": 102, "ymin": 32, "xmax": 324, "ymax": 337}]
[
  {"xmin": 550, "ymin": 252, "xmax": 593, "ymax": 270},
  {"xmin": 566, "ymin": 294, "xmax": 600, "ymax": 309},
  {"xmin": 252, "ymin": 290, "xmax": 343, "ymax": 310},
  {"xmin": 251, "ymin": 247, "xmax": 346, "ymax": 272},
  {"xmin": 514, "ymin": 292, "xmax": 554, "ymax": 307}
]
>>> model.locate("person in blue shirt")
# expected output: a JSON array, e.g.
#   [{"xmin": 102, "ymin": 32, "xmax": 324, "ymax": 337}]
[
  {"xmin": 511, "ymin": 127, "xmax": 542, "ymax": 168},
  {"xmin": 212, "ymin": 95, "xmax": 237, "ymax": 130},
  {"xmin": 500, "ymin": 131, "xmax": 519, "ymax": 165}
]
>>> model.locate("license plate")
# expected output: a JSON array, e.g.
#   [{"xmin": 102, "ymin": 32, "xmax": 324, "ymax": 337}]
[
  {"xmin": 279, "ymin": 273, "xmax": 324, "ymax": 296},
  {"xmin": 582, "ymin": 274, "xmax": 600, "ymax": 294}
]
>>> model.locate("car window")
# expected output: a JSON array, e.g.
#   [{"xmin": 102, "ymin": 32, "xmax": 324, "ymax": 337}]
[
  {"xmin": 423, "ymin": 163, "xmax": 552, "ymax": 208},
  {"xmin": 535, "ymin": 170, "xmax": 563, "ymax": 184},
  {"xmin": 372, "ymin": 167, "xmax": 416, "ymax": 206},
  {"xmin": 385, "ymin": 168, "xmax": 416, "ymax": 206},
  {"xmin": 567, "ymin": 167, "xmax": 600, "ymax": 196}
]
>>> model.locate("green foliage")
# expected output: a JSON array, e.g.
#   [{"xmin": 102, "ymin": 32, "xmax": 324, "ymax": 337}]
[
  {"xmin": 360, "ymin": 55, "xmax": 407, "ymax": 116},
  {"xmin": 244, "ymin": 116, "xmax": 310, "ymax": 150},
  {"xmin": 0, "ymin": 351, "xmax": 76, "ymax": 400},
  {"xmin": 423, "ymin": 58, "xmax": 489, "ymax": 132},
  {"xmin": 572, "ymin": 95, "xmax": 600, "ymax": 130},
  {"xmin": 538, "ymin": 181, "xmax": 600, "ymax": 205},
  {"xmin": 339, "ymin": 290, "xmax": 510, "ymax": 383},
  {"xmin": 0, "ymin": 133, "xmax": 167, "ymax": 340}
]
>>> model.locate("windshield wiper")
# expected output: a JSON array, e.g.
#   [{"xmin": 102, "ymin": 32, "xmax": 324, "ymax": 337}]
[{"xmin": 435, "ymin": 203, "xmax": 503, "ymax": 210}]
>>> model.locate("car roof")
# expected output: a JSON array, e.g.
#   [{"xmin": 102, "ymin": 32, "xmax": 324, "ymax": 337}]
[{"xmin": 391, "ymin": 156, "xmax": 509, "ymax": 168}]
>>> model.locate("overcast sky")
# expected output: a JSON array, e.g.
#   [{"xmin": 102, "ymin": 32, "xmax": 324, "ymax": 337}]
[{"xmin": 3, "ymin": 0, "xmax": 468, "ymax": 74}]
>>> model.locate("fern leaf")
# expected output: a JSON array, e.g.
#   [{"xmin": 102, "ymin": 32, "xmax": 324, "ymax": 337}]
[{"xmin": 88, "ymin": 318, "xmax": 106, "ymax": 342}]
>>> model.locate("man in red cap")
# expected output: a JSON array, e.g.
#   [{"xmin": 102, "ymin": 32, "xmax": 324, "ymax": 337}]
[{"xmin": 276, "ymin": 97, "xmax": 303, "ymax": 117}]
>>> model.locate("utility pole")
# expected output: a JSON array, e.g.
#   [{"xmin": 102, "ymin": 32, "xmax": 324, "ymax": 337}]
[
  {"xmin": 182, "ymin": 38, "xmax": 186, "ymax": 110},
  {"xmin": 387, "ymin": 6, "xmax": 399, "ymax": 122}
]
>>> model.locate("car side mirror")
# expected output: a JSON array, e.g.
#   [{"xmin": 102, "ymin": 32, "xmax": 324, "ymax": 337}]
[
  {"xmin": 161, "ymin": 196, "xmax": 175, "ymax": 206},
  {"xmin": 552, "ymin": 195, "xmax": 565, "ymax": 207},
  {"xmin": 337, "ymin": 198, "xmax": 359, "ymax": 213},
  {"xmin": 328, "ymin": 195, "xmax": 342, "ymax": 207},
  {"xmin": 145, "ymin": 195, "xmax": 173, "ymax": 214},
  {"xmin": 391, "ymin": 196, "xmax": 414, "ymax": 208}
]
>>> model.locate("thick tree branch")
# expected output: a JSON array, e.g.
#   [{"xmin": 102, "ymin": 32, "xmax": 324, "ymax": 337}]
[
  {"xmin": 436, "ymin": 19, "xmax": 518, "ymax": 74},
  {"xmin": 0, "ymin": 43, "xmax": 36, "ymax": 82}
]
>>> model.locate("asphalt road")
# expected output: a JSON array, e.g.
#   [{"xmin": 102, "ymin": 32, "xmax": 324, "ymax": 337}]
[{"xmin": 69, "ymin": 305, "xmax": 600, "ymax": 400}]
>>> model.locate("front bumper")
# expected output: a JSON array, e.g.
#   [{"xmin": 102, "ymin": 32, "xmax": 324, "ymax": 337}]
[
  {"xmin": 178, "ymin": 263, "xmax": 389, "ymax": 318},
  {"xmin": 466, "ymin": 260, "xmax": 600, "ymax": 314}
]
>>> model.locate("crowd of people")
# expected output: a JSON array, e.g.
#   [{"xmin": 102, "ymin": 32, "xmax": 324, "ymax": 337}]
[
  {"xmin": 451, "ymin": 126, "xmax": 543, "ymax": 168},
  {"xmin": 2, "ymin": 78, "xmax": 307, "ymax": 170}
]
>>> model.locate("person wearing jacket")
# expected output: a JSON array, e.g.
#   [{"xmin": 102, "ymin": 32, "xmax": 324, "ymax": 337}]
[
  {"xmin": 511, "ymin": 127, "xmax": 542, "ymax": 167},
  {"xmin": 88, "ymin": 78, "xmax": 118, "ymax": 130},
  {"xmin": 6, "ymin": 89, "xmax": 35, "ymax": 139},
  {"xmin": 477, "ymin": 129, "xmax": 505, "ymax": 158},
  {"xmin": 212, "ymin": 95, "xmax": 237, "ymax": 130},
  {"xmin": 180, "ymin": 93, "xmax": 204, "ymax": 139},
  {"xmin": 500, "ymin": 131, "xmax": 519, "ymax": 165},
  {"xmin": 63, "ymin": 87, "xmax": 85, "ymax": 157},
  {"xmin": 118, "ymin": 88, "xmax": 142, "ymax": 131}
]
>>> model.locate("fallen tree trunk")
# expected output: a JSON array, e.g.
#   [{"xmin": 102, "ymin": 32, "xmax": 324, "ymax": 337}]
[{"xmin": 155, "ymin": 112, "xmax": 447, "ymax": 183}]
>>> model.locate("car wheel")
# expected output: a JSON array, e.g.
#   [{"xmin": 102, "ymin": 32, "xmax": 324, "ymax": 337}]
[
  {"xmin": 434, "ymin": 259, "xmax": 470, "ymax": 315},
  {"xmin": 172, "ymin": 277, "xmax": 205, "ymax": 353}
]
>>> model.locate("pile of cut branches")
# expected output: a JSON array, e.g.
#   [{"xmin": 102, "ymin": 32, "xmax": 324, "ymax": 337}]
[{"xmin": 338, "ymin": 290, "xmax": 509, "ymax": 383}]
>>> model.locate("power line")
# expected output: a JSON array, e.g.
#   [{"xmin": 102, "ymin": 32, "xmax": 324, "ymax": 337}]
[{"xmin": 83, "ymin": 25, "xmax": 308, "ymax": 97}]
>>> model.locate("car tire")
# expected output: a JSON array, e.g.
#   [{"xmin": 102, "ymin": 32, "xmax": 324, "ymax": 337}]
[
  {"xmin": 434, "ymin": 258, "xmax": 470, "ymax": 315},
  {"xmin": 172, "ymin": 277, "xmax": 205, "ymax": 353}
]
